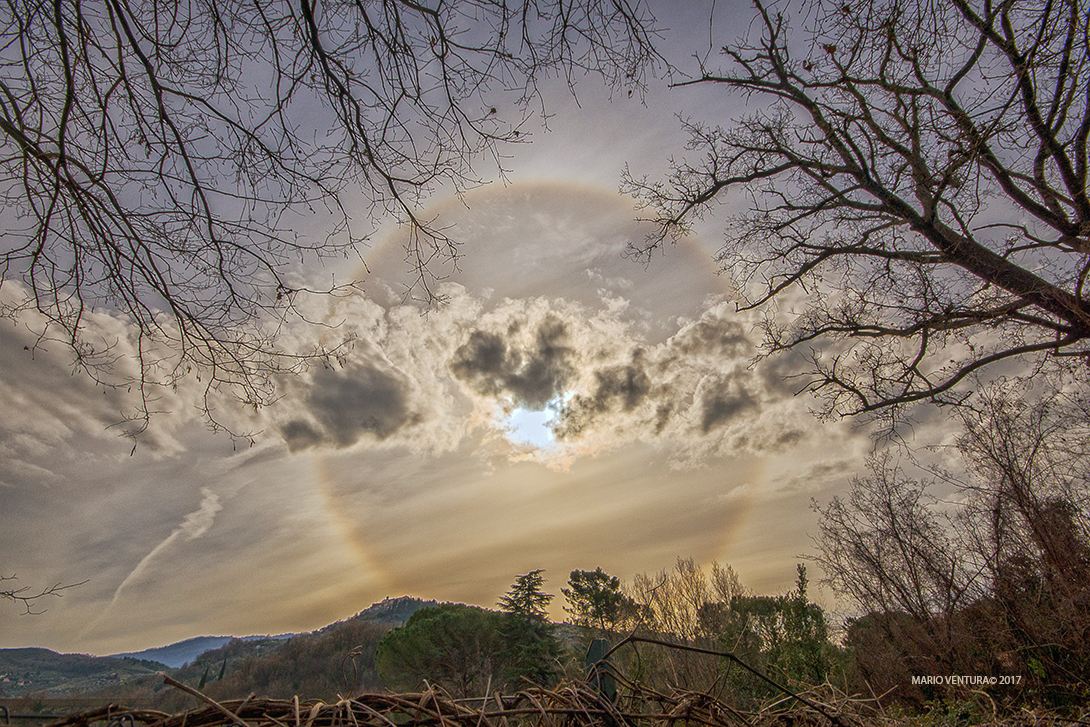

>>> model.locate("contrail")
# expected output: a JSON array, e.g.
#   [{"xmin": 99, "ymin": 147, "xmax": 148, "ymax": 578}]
[{"xmin": 79, "ymin": 488, "xmax": 222, "ymax": 640}]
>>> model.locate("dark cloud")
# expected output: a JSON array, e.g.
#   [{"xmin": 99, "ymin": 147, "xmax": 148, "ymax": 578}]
[
  {"xmin": 280, "ymin": 420, "xmax": 324, "ymax": 451},
  {"xmin": 671, "ymin": 316, "xmax": 752, "ymax": 359},
  {"xmin": 593, "ymin": 357, "xmax": 651, "ymax": 412},
  {"xmin": 653, "ymin": 404, "xmax": 674, "ymax": 435},
  {"xmin": 700, "ymin": 380, "xmax": 758, "ymax": 433},
  {"xmin": 542, "ymin": 303, "xmax": 785, "ymax": 450},
  {"xmin": 281, "ymin": 364, "xmax": 416, "ymax": 451},
  {"xmin": 555, "ymin": 353, "xmax": 652, "ymax": 439},
  {"xmin": 753, "ymin": 347, "xmax": 809, "ymax": 398},
  {"xmin": 450, "ymin": 316, "xmax": 573, "ymax": 409}
]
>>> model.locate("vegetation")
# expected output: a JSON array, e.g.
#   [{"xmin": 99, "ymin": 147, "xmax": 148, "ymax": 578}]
[
  {"xmin": 713, "ymin": 566, "xmax": 838, "ymax": 705},
  {"xmin": 375, "ymin": 604, "xmax": 509, "ymax": 698},
  {"xmin": 562, "ymin": 569, "xmax": 637, "ymax": 632},
  {"xmin": 376, "ymin": 575, "xmax": 564, "ymax": 697},
  {"xmin": 5, "ymin": 2, "xmax": 1090, "ymax": 723},
  {"xmin": 9, "ymin": 546, "xmax": 1090, "ymax": 722},
  {"xmin": 815, "ymin": 384, "xmax": 1090, "ymax": 708},
  {"xmin": 497, "ymin": 571, "xmax": 553, "ymax": 621},
  {"xmin": 195, "ymin": 622, "xmax": 388, "ymax": 703},
  {"xmin": 0, "ymin": 648, "xmax": 164, "ymax": 698}
]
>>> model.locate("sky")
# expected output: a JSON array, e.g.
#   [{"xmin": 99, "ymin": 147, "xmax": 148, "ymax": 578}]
[{"xmin": 0, "ymin": 1, "xmax": 960, "ymax": 656}]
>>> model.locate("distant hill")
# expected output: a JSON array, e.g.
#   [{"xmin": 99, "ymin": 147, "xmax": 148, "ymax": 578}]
[
  {"xmin": 0, "ymin": 647, "xmax": 166, "ymax": 697},
  {"xmin": 0, "ymin": 596, "xmax": 440, "ymax": 705},
  {"xmin": 325, "ymin": 596, "xmax": 439, "ymax": 631},
  {"xmin": 111, "ymin": 634, "xmax": 292, "ymax": 669}
]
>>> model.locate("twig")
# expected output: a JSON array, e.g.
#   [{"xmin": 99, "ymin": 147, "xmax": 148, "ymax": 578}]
[{"xmin": 162, "ymin": 676, "xmax": 252, "ymax": 727}]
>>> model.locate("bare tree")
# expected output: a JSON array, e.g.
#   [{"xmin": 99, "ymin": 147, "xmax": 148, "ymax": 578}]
[
  {"xmin": 625, "ymin": 0, "xmax": 1090, "ymax": 425},
  {"xmin": 814, "ymin": 383, "xmax": 1090, "ymax": 700},
  {"xmin": 0, "ymin": 0, "xmax": 661, "ymax": 428},
  {"xmin": 955, "ymin": 384, "xmax": 1090, "ymax": 691},
  {"xmin": 623, "ymin": 557, "xmax": 745, "ymax": 692},
  {"xmin": 814, "ymin": 454, "xmax": 975, "ymax": 623},
  {"xmin": 627, "ymin": 556, "xmax": 743, "ymax": 642}
]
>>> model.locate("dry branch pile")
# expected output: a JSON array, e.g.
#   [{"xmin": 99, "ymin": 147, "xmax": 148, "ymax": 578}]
[{"xmin": 38, "ymin": 676, "xmax": 1089, "ymax": 727}]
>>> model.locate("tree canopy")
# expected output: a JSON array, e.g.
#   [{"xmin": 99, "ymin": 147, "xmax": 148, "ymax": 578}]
[
  {"xmin": 562, "ymin": 568, "xmax": 636, "ymax": 631},
  {"xmin": 375, "ymin": 601, "xmax": 561, "ymax": 696},
  {"xmin": 375, "ymin": 603, "xmax": 509, "ymax": 698},
  {"xmin": 626, "ymin": 0, "xmax": 1090, "ymax": 425}
]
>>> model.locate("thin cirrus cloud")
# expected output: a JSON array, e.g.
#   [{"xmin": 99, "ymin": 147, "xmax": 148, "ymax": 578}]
[{"xmin": 78, "ymin": 488, "xmax": 222, "ymax": 640}]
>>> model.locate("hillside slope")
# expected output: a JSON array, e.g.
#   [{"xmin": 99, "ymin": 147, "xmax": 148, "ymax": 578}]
[{"xmin": 0, "ymin": 648, "xmax": 166, "ymax": 697}]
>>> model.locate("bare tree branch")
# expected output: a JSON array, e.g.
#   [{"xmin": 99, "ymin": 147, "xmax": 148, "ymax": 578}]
[
  {"xmin": 1, "ymin": 574, "xmax": 86, "ymax": 615},
  {"xmin": 624, "ymin": 0, "xmax": 1090, "ymax": 423},
  {"xmin": 0, "ymin": 0, "xmax": 664, "ymax": 432}
]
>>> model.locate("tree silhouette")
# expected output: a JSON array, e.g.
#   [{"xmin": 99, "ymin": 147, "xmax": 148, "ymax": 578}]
[
  {"xmin": 626, "ymin": 0, "xmax": 1090, "ymax": 426},
  {"xmin": 814, "ymin": 383, "xmax": 1090, "ymax": 702}
]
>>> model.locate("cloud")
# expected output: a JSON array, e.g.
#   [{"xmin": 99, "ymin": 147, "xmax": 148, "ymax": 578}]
[
  {"xmin": 178, "ymin": 488, "xmax": 223, "ymax": 540},
  {"xmin": 670, "ymin": 315, "xmax": 753, "ymax": 360},
  {"xmin": 543, "ymin": 301, "xmax": 809, "ymax": 460},
  {"xmin": 699, "ymin": 377, "xmax": 758, "ymax": 433},
  {"xmin": 237, "ymin": 288, "xmax": 821, "ymax": 465},
  {"xmin": 79, "ymin": 488, "xmax": 223, "ymax": 639},
  {"xmin": 0, "ymin": 283, "xmax": 204, "ymax": 461},
  {"xmin": 281, "ymin": 363, "xmax": 418, "ymax": 451},
  {"xmin": 450, "ymin": 315, "xmax": 574, "ymax": 409},
  {"xmin": 0, "ymin": 185, "xmax": 810, "ymax": 466},
  {"xmin": 586, "ymin": 354, "xmax": 653, "ymax": 413}
]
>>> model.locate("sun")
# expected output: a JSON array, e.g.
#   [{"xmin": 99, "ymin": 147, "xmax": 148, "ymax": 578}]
[{"xmin": 505, "ymin": 399, "xmax": 562, "ymax": 450}]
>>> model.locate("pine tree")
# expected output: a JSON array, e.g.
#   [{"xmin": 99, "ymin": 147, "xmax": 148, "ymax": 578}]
[
  {"xmin": 498, "ymin": 570, "xmax": 553, "ymax": 620},
  {"xmin": 497, "ymin": 570, "xmax": 561, "ymax": 687}
]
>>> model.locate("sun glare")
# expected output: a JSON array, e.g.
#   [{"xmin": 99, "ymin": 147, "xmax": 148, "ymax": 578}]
[{"xmin": 506, "ymin": 404, "xmax": 558, "ymax": 449}]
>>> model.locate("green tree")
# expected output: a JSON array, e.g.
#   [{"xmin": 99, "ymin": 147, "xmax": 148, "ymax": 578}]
[
  {"xmin": 497, "ymin": 571, "xmax": 562, "ymax": 687},
  {"xmin": 498, "ymin": 614, "xmax": 562, "ymax": 688},
  {"xmin": 717, "ymin": 566, "xmax": 836, "ymax": 704},
  {"xmin": 498, "ymin": 570, "xmax": 553, "ymax": 621},
  {"xmin": 375, "ymin": 600, "xmax": 562, "ymax": 696},
  {"xmin": 563, "ymin": 568, "xmax": 636, "ymax": 631},
  {"xmin": 375, "ymin": 604, "xmax": 507, "ymax": 698}
]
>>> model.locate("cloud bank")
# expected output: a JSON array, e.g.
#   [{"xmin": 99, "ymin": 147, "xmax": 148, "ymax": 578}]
[{"xmin": 231, "ymin": 286, "xmax": 815, "ymax": 467}]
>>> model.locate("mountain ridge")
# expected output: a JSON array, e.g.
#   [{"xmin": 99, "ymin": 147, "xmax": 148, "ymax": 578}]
[
  {"xmin": 0, "ymin": 596, "xmax": 437, "ymax": 698},
  {"xmin": 110, "ymin": 634, "xmax": 294, "ymax": 669}
]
